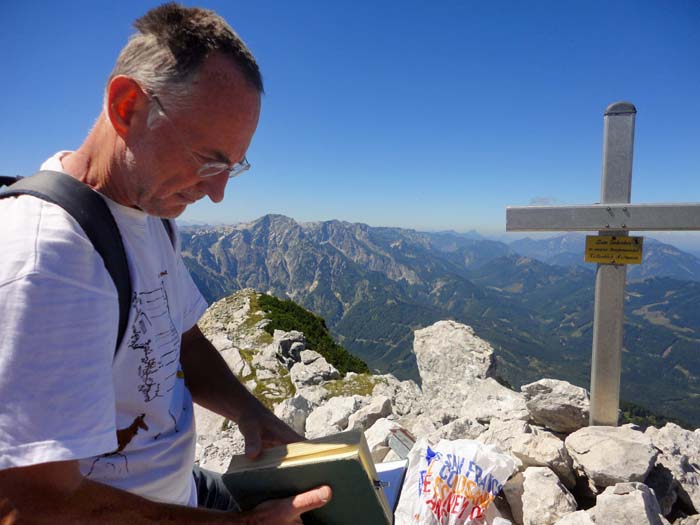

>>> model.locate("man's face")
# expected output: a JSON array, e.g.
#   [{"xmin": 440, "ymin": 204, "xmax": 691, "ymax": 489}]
[{"xmin": 126, "ymin": 53, "xmax": 261, "ymax": 218}]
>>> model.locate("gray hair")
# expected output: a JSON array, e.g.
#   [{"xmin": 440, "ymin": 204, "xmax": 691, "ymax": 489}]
[{"xmin": 105, "ymin": 3, "xmax": 263, "ymax": 115}]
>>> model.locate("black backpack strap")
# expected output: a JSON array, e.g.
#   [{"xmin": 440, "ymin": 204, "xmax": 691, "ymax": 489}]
[
  {"xmin": 161, "ymin": 218, "xmax": 175, "ymax": 248},
  {"xmin": 0, "ymin": 170, "xmax": 131, "ymax": 356},
  {"xmin": 0, "ymin": 175, "xmax": 21, "ymax": 188}
]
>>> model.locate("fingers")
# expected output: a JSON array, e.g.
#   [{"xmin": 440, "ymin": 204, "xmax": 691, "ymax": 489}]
[
  {"xmin": 287, "ymin": 485, "xmax": 332, "ymax": 516},
  {"xmin": 244, "ymin": 428, "xmax": 262, "ymax": 459},
  {"xmin": 0, "ymin": 499, "xmax": 19, "ymax": 525}
]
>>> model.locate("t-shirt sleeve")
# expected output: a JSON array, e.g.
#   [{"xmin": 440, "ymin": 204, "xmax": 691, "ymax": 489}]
[
  {"xmin": 171, "ymin": 222, "xmax": 207, "ymax": 332},
  {"xmin": 176, "ymin": 254, "xmax": 209, "ymax": 333},
  {"xmin": 0, "ymin": 199, "xmax": 118, "ymax": 469}
]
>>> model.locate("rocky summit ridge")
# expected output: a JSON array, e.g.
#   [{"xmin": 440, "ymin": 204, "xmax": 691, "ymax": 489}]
[{"xmin": 194, "ymin": 289, "xmax": 700, "ymax": 524}]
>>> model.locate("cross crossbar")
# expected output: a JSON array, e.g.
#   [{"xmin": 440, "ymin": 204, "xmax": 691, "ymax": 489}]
[{"xmin": 507, "ymin": 203, "xmax": 700, "ymax": 231}]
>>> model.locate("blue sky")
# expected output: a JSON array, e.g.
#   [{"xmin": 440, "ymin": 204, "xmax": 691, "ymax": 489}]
[{"xmin": 2, "ymin": 1, "xmax": 699, "ymax": 246}]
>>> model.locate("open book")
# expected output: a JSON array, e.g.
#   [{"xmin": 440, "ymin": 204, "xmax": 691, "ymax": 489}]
[{"xmin": 222, "ymin": 430, "xmax": 393, "ymax": 525}]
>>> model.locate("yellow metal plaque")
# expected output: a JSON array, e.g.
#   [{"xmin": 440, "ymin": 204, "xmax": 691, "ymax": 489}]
[{"xmin": 585, "ymin": 235, "xmax": 644, "ymax": 265}]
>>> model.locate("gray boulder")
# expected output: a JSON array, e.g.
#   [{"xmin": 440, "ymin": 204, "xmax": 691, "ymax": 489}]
[
  {"xmin": 553, "ymin": 511, "xmax": 595, "ymax": 525},
  {"xmin": 208, "ymin": 332, "xmax": 233, "ymax": 352},
  {"xmin": 295, "ymin": 384, "xmax": 331, "ymax": 407},
  {"xmin": 512, "ymin": 427, "xmax": 576, "ymax": 489},
  {"xmin": 521, "ymin": 467, "xmax": 577, "ymax": 525},
  {"xmin": 565, "ymin": 426, "xmax": 657, "ymax": 487},
  {"xmin": 428, "ymin": 416, "xmax": 487, "ymax": 443},
  {"xmin": 364, "ymin": 418, "xmax": 405, "ymax": 463},
  {"xmin": 305, "ymin": 395, "xmax": 367, "ymax": 439},
  {"xmin": 477, "ymin": 419, "xmax": 532, "ymax": 466},
  {"xmin": 346, "ymin": 395, "xmax": 392, "ymax": 432},
  {"xmin": 273, "ymin": 395, "xmax": 313, "ymax": 435},
  {"xmin": 290, "ymin": 353, "xmax": 340, "ymax": 387},
  {"xmin": 371, "ymin": 374, "xmax": 423, "ymax": 417},
  {"xmin": 413, "ymin": 320, "xmax": 497, "ymax": 400},
  {"xmin": 252, "ymin": 345, "xmax": 281, "ymax": 374},
  {"xmin": 503, "ymin": 472, "xmax": 525, "ymax": 525},
  {"xmin": 521, "ymin": 379, "xmax": 589, "ymax": 434},
  {"xmin": 461, "ymin": 378, "xmax": 530, "ymax": 424},
  {"xmin": 645, "ymin": 422, "xmax": 700, "ymax": 513},
  {"xmin": 589, "ymin": 483, "xmax": 670, "ymax": 525},
  {"xmin": 273, "ymin": 329, "xmax": 306, "ymax": 368},
  {"xmin": 675, "ymin": 517, "xmax": 700, "ymax": 525},
  {"xmin": 299, "ymin": 349, "xmax": 322, "ymax": 364},
  {"xmin": 220, "ymin": 347, "xmax": 251, "ymax": 378}
]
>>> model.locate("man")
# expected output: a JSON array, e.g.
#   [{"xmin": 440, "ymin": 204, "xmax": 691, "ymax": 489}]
[{"xmin": 0, "ymin": 3, "xmax": 330, "ymax": 523}]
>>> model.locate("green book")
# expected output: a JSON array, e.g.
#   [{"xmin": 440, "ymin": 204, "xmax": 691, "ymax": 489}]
[{"xmin": 222, "ymin": 430, "xmax": 392, "ymax": 525}]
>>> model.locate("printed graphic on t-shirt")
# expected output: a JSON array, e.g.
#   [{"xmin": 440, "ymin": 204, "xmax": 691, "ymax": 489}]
[
  {"xmin": 86, "ymin": 414, "xmax": 149, "ymax": 476},
  {"xmin": 128, "ymin": 275, "xmax": 180, "ymax": 403}
]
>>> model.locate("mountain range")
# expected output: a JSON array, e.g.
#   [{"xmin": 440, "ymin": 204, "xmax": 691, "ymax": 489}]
[{"xmin": 180, "ymin": 215, "xmax": 700, "ymax": 426}]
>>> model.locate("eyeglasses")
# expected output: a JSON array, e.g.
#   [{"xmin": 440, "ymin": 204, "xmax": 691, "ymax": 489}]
[{"xmin": 150, "ymin": 94, "xmax": 251, "ymax": 179}]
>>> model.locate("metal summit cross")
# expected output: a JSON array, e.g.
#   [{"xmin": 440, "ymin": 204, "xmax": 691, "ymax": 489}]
[{"xmin": 506, "ymin": 101, "xmax": 700, "ymax": 427}]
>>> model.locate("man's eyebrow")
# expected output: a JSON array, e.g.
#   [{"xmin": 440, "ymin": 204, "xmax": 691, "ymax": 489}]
[{"xmin": 201, "ymin": 149, "xmax": 232, "ymax": 165}]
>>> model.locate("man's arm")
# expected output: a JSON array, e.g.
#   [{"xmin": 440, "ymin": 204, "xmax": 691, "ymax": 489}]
[
  {"xmin": 0, "ymin": 460, "xmax": 330, "ymax": 524},
  {"xmin": 180, "ymin": 325, "xmax": 301, "ymax": 458}
]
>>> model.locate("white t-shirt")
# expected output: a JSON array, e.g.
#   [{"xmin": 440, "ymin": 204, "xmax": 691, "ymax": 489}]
[{"xmin": 0, "ymin": 153, "xmax": 208, "ymax": 506}]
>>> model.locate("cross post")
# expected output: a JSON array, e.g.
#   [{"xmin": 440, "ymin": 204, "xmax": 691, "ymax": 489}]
[{"xmin": 506, "ymin": 101, "xmax": 700, "ymax": 426}]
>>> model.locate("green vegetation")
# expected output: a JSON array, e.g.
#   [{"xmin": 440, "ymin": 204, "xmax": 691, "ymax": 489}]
[
  {"xmin": 253, "ymin": 371, "xmax": 296, "ymax": 411},
  {"xmin": 619, "ymin": 400, "xmax": 694, "ymax": 430},
  {"xmin": 245, "ymin": 292, "xmax": 273, "ymax": 345},
  {"xmin": 323, "ymin": 373, "xmax": 384, "ymax": 397},
  {"xmin": 257, "ymin": 293, "xmax": 370, "ymax": 375}
]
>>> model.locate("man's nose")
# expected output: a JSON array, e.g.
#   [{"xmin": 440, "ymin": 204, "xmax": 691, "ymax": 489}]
[{"xmin": 198, "ymin": 173, "xmax": 228, "ymax": 203}]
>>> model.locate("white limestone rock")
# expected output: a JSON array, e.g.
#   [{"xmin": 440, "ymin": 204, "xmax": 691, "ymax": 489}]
[
  {"xmin": 503, "ymin": 472, "xmax": 525, "ymax": 525},
  {"xmin": 295, "ymin": 385, "xmax": 331, "ymax": 407},
  {"xmin": 521, "ymin": 379, "xmax": 589, "ymax": 434},
  {"xmin": 365, "ymin": 418, "xmax": 405, "ymax": 463},
  {"xmin": 209, "ymin": 332, "xmax": 233, "ymax": 352},
  {"xmin": 645, "ymin": 422, "xmax": 700, "ymax": 512},
  {"xmin": 300, "ymin": 349, "xmax": 322, "ymax": 364},
  {"xmin": 371, "ymin": 374, "xmax": 423, "ymax": 417},
  {"xmin": 413, "ymin": 320, "xmax": 497, "ymax": 400},
  {"xmin": 644, "ymin": 462, "xmax": 678, "ymax": 517},
  {"xmin": 196, "ymin": 425, "xmax": 246, "ymax": 474},
  {"xmin": 255, "ymin": 367, "xmax": 278, "ymax": 381},
  {"xmin": 273, "ymin": 330, "xmax": 306, "ymax": 368},
  {"xmin": 461, "ymin": 378, "xmax": 530, "ymax": 424},
  {"xmin": 564, "ymin": 426, "xmax": 657, "ymax": 488},
  {"xmin": 252, "ymin": 345, "xmax": 281, "ymax": 373},
  {"xmin": 274, "ymin": 395, "xmax": 313, "ymax": 435},
  {"xmin": 521, "ymin": 467, "xmax": 577, "ymax": 525},
  {"xmin": 477, "ymin": 419, "xmax": 531, "ymax": 467},
  {"xmin": 346, "ymin": 395, "xmax": 393, "ymax": 432},
  {"xmin": 675, "ymin": 517, "xmax": 700, "ymax": 525},
  {"xmin": 553, "ymin": 511, "xmax": 595, "ymax": 525},
  {"xmin": 305, "ymin": 395, "xmax": 368, "ymax": 439},
  {"xmin": 589, "ymin": 482, "xmax": 670, "ymax": 525},
  {"xmin": 428, "ymin": 416, "xmax": 487, "ymax": 443},
  {"xmin": 290, "ymin": 354, "xmax": 340, "ymax": 387},
  {"xmin": 512, "ymin": 427, "xmax": 576, "ymax": 490},
  {"xmin": 193, "ymin": 404, "xmax": 228, "ymax": 440},
  {"xmin": 220, "ymin": 347, "xmax": 251, "ymax": 378},
  {"xmin": 399, "ymin": 414, "xmax": 437, "ymax": 442}
]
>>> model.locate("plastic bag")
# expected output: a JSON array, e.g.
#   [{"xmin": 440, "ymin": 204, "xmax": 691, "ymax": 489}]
[{"xmin": 394, "ymin": 438, "xmax": 516, "ymax": 525}]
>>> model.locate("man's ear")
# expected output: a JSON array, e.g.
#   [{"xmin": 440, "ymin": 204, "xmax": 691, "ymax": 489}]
[{"xmin": 106, "ymin": 76, "xmax": 149, "ymax": 138}]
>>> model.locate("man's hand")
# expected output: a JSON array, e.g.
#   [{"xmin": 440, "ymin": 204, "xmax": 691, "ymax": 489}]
[
  {"xmin": 0, "ymin": 499, "xmax": 18, "ymax": 525},
  {"xmin": 242, "ymin": 485, "xmax": 331, "ymax": 525},
  {"xmin": 236, "ymin": 400, "xmax": 303, "ymax": 459}
]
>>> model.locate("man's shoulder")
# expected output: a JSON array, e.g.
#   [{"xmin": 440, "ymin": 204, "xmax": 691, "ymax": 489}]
[{"xmin": 0, "ymin": 195, "xmax": 110, "ymax": 289}]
